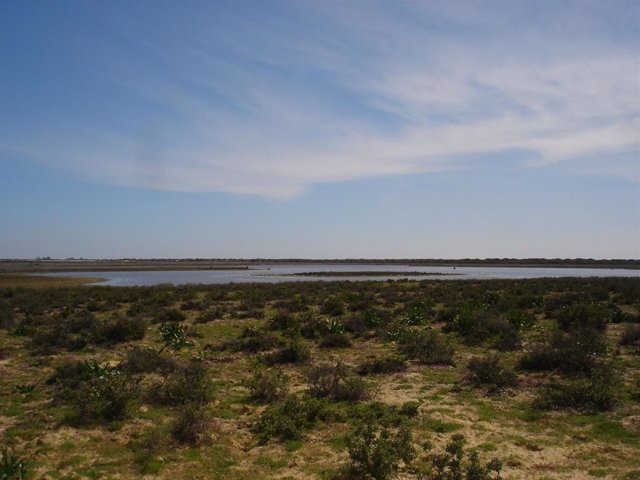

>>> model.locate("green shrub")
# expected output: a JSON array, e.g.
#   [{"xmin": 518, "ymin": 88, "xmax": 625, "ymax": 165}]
[
  {"xmin": 404, "ymin": 301, "xmax": 431, "ymax": 325},
  {"xmin": 307, "ymin": 362, "xmax": 369, "ymax": 402},
  {"xmin": 246, "ymin": 368, "xmax": 289, "ymax": 403},
  {"xmin": 150, "ymin": 360, "xmax": 212, "ymax": 406},
  {"xmin": 226, "ymin": 326, "xmax": 282, "ymax": 352},
  {"xmin": 429, "ymin": 434, "xmax": 502, "ymax": 480},
  {"xmin": 194, "ymin": 308, "xmax": 223, "ymax": 324},
  {"xmin": 156, "ymin": 308, "xmax": 186, "ymax": 323},
  {"xmin": 357, "ymin": 356, "xmax": 407, "ymax": 376},
  {"xmin": 263, "ymin": 340, "xmax": 311, "ymax": 364},
  {"xmin": 49, "ymin": 360, "xmax": 138, "ymax": 423},
  {"xmin": 534, "ymin": 363, "xmax": 618, "ymax": 412},
  {"xmin": 346, "ymin": 413, "xmax": 415, "ymax": 480},
  {"xmin": 0, "ymin": 448, "xmax": 27, "ymax": 480},
  {"xmin": 467, "ymin": 355, "xmax": 518, "ymax": 394},
  {"xmin": 122, "ymin": 347, "xmax": 177, "ymax": 374},
  {"xmin": 99, "ymin": 315, "xmax": 148, "ymax": 343},
  {"xmin": 519, "ymin": 327, "xmax": 607, "ymax": 375},
  {"xmin": 318, "ymin": 332, "xmax": 352, "ymax": 349},
  {"xmin": 268, "ymin": 311, "xmax": 299, "ymax": 331},
  {"xmin": 398, "ymin": 331, "xmax": 455, "ymax": 366},
  {"xmin": 492, "ymin": 321, "xmax": 521, "ymax": 352},
  {"xmin": 254, "ymin": 395, "xmax": 328, "ymax": 442},
  {"xmin": 556, "ymin": 304, "xmax": 609, "ymax": 331},
  {"xmin": 506, "ymin": 310, "xmax": 536, "ymax": 330},
  {"xmin": 171, "ymin": 404, "xmax": 209, "ymax": 445},
  {"xmin": 26, "ymin": 312, "xmax": 146, "ymax": 352},
  {"xmin": 362, "ymin": 309, "xmax": 383, "ymax": 328},
  {"xmin": 321, "ymin": 296, "xmax": 345, "ymax": 317}
]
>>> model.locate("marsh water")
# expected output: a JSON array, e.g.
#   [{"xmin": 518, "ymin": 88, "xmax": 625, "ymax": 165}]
[{"xmin": 39, "ymin": 264, "xmax": 640, "ymax": 286}]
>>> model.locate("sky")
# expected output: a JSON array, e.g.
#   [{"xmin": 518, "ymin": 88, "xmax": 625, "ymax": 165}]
[{"xmin": 1, "ymin": 0, "xmax": 639, "ymax": 259}]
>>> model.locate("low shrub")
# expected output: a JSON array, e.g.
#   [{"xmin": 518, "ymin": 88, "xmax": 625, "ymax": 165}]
[
  {"xmin": 268, "ymin": 311, "xmax": 299, "ymax": 331},
  {"xmin": 357, "ymin": 356, "xmax": 407, "ymax": 376},
  {"xmin": 98, "ymin": 315, "xmax": 148, "ymax": 343},
  {"xmin": 398, "ymin": 331, "xmax": 455, "ymax": 366},
  {"xmin": 150, "ymin": 360, "xmax": 212, "ymax": 406},
  {"xmin": 0, "ymin": 448, "xmax": 27, "ymax": 480},
  {"xmin": 226, "ymin": 326, "xmax": 282, "ymax": 353},
  {"xmin": 506, "ymin": 310, "xmax": 536, "ymax": 330},
  {"xmin": 49, "ymin": 360, "xmax": 138, "ymax": 423},
  {"xmin": 122, "ymin": 347, "xmax": 177, "ymax": 374},
  {"xmin": 194, "ymin": 308, "xmax": 223, "ymax": 324},
  {"xmin": 519, "ymin": 327, "xmax": 607, "ymax": 375},
  {"xmin": 307, "ymin": 362, "xmax": 369, "ymax": 402},
  {"xmin": 534, "ymin": 363, "xmax": 619, "ymax": 412},
  {"xmin": 492, "ymin": 321, "xmax": 522, "ymax": 352},
  {"xmin": 246, "ymin": 368, "xmax": 289, "ymax": 403},
  {"xmin": 404, "ymin": 301, "xmax": 432, "ymax": 325},
  {"xmin": 467, "ymin": 355, "xmax": 518, "ymax": 394},
  {"xmin": 253, "ymin": 395, "xmax": 328, "ymax": 442},
  {"xmin": 620, "ymin": 324, "xmax": 640, "ymax": 349},
  {"xmin": 171, "ymin": 404, "xmax": 210, "ymax": 445},
  {"xmin": 345, "ymin": 414, "xmax": 415, "ymax": 480},
  {"xmin": 156, "ymin": 308, "xmax": 186, "ymax": 323},
  {"xmin": 429, "ymin": 434, "xmax": 502, "ymax": 480},
  {"xmin": 318, "ymin": 332, "xmax": 352, "ymax": 349},
  {"xmin": 27, "ymin": 312, "xmax": 147, "ymax": 352},
  {"xmin": 556, "ymin": 304, "xmax": 609, "ymax": 331},
  {"xmin": 263, "ymin": 340, "xmax": 311, "ymax": 365},
  {"xmin": 321, "ymin": 296, "xmax": 345, "ymax": 317}
]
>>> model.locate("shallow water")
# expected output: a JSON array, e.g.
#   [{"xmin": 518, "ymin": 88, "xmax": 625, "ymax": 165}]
[{"xmin": 38, "ymin": 264, "xmax": 640, "ymax": 286}]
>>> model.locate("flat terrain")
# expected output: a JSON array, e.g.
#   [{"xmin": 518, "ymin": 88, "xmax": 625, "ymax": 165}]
[
  {"xmin": 2, "ymin": 258, "xmax": 639, "ymax": 274},
  {"xmin": 1, "ymin": 277, "xmax": 639, "ymax": 479}
]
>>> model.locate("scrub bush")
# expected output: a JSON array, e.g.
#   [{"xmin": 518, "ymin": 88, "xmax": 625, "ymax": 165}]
[
  {"xmin": 467, "ymin": 355, "xmax": 518, "ymax": 394},
  {"xmin": 307, "ymin": 362, "xmax": 369, "ymax": 402},
  {"xmin": 246, "ymin": 368, "xmax": 289, "ymax": 403},
  {"xmin": 398, "ymin": 331, "xmax": 455, "ymax": 366},
  {"xmin": 345, "ymin": 414, "xmax": 415, "ymax": 480}
]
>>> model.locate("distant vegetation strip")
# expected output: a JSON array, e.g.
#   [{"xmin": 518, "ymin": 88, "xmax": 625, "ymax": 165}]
[
  {"xmin": 0, "ymin": 273, "xmax": 104, "ymax": 288},
  {"xmin": 285, "ymin": 271, "xmax": 462, "ymax": 277},
  {"xmin": 1, "ymin": 258, "xmax": 638, "ymax": 272}
]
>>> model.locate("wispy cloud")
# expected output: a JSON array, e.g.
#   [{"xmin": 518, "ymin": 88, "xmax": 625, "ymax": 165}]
[{"xmin": 2, "ymin": 1, "xmax": 639, "ymax": 198}]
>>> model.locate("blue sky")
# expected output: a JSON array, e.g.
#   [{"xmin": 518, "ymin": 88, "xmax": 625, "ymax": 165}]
[{"xmin": 1, "ymin": 0, "xmax": 639, "ymax": 259}]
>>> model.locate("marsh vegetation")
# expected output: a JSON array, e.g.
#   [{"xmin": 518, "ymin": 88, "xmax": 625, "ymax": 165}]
[{"xmin": 0, "ymin": 277, "xmax": 639, "ymax": 479}]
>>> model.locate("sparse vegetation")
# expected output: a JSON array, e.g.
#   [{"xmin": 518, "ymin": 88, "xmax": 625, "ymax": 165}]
[{"xmin": 0, "ymin": 276, "xmax": 638, "ymax": 479}]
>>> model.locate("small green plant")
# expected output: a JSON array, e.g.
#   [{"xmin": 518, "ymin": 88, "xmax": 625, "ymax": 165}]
[
  {"xmin": 362, "ymin": 309, "xmax": 382, "ymax": 328},
  {"xmin": 404, "ymin": 301, "xmax": 431, "ymax": 325},
  {"xmin": 0, "ymin": 449, "xmax": 27, "ymax": 480},
  {"xmin": 323, "ymin": 317, "xmax": 346, "ymax": 334},
  {"xmin": 158, "ymin": 322, "xmax": 189, "ymax": 351},
  {"xmin": 429, "ymin": 434, "xmax": 502, "ymax": 480},
  {"xmin": 246, "ymin": 368, "xmax": 289, "ymax": 403},
  {"xmin": 345, "ymin": 413, "xmax": 415, "ymax": 480},
  {"xmin": 13, "ymin": 384, "xmax": 36, "ymax": 396}
]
